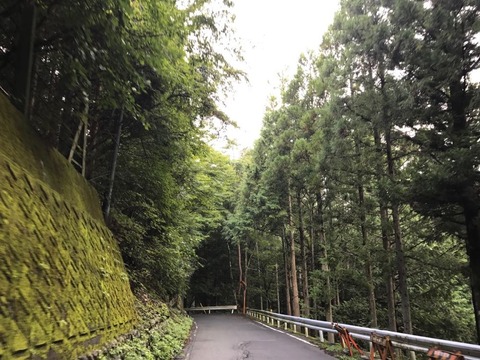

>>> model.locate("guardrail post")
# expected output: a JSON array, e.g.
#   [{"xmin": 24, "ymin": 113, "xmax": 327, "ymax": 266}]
[
  {"xmin": 284, "ymin": 322, "xmax": 287, "ymax": 330},
  {"xmin": 277, "ymin": 319, "xmax": 280, "ymax": 328},
  {"xmin": 318, "ymin": 330, "xmax": 324, "ymax": 343},
  {"xmin": 304, "ymin": 326, "xmax": 308, "ymax": 337},
  {"xmin": 293, "ymin": 324, "xmax": 297, "ymax": 333}
]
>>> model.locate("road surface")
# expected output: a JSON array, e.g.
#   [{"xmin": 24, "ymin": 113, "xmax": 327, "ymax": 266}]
[{"xmin": 182, "ymin": 314, "xmax": 336, "ymax": 360}]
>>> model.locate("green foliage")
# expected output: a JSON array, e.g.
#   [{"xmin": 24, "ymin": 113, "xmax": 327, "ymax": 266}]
[
  {"xmin": 99, "ymin": 315, "xmax": 192, "ymax": 360},
  {"xmin": 97, "ymin": 290, "xmax": 192, "ymax": 359},
  {"xmin": 109, "ymin": 142, "xmax": 237, "ymax": 300},
  {"xmin": 219, "ymin": 0, "xmax": 478, "ymax": 343},
  {"xmin": 184, "ymin": 149, "xmax": 241, "ymax": 306},
  {"xmin": 1, "ymin": 0, "xmax": 244, "ymax": 305}
]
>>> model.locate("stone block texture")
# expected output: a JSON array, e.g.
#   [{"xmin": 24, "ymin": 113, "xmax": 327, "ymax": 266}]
[{"xmin": 0, "ymin": 94, "xmax": 137, "ymax": 359}]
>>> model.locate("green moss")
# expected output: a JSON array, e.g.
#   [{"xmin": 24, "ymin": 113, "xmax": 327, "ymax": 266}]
[
  {"xmin": 0, "ymin": 94, "xmax": 138, "ymax": 358},
  {"xmin": 0, "ymin": 94, "xmax": 103, "ymax": 222}
]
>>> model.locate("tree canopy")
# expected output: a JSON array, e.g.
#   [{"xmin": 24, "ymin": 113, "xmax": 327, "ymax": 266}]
[{"xmin": 203, "ymin": 0, "xmax": 479, "ymax": 344}]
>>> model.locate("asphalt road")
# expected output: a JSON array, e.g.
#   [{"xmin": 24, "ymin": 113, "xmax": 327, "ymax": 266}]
[{"xmin": 182, "ymin": 314, "xmax": 336, "ymax": 360}]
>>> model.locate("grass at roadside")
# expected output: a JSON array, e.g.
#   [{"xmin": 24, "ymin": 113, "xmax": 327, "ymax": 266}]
[
  {"xmin": 98, "ymin": 314, "xmax": 192, "ymax": 360},
  {"xmin": 97, "ymin": 289, "xmax": 193, "ymax": 360}
]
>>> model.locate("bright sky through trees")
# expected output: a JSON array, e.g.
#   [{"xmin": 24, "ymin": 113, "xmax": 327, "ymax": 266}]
[{"xmin": 220, "ymin": 0, "xmax": 340, "ymax": 156}]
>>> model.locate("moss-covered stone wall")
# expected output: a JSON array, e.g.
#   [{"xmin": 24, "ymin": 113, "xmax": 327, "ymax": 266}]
[{"xmin": 0, "ymin": 94, "xmax": 137, "ymax": 359}]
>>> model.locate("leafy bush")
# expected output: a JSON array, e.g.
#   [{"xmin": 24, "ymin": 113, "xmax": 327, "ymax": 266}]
[{"xmin": 99, "ymin": 315, "xmax": 192, "ymax": 360}]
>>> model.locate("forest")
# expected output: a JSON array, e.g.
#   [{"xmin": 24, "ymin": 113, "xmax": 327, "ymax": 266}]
[
  {"xmin": 190, "ymin": 0, "xmax": 480, "ymax": 344},
  {"xmin": 1, "ymin": 0, "xmax": 480, "ymax": 347}
]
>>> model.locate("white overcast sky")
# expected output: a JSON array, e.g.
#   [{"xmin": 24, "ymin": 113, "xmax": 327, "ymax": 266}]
[{"xmin": 217, "ymin": 0, "xmax": 340, "ymax": 157}]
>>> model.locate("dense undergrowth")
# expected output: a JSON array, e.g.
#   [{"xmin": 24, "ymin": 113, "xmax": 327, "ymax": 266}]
[{"xmin": 97, "ymin": 289, "xmax": 192, "ymax": 360}]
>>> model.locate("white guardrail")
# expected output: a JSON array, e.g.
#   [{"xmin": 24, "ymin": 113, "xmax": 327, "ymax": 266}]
[
  {"xmin": 185, "ymin": 305, "xmax": 238, "ymax": 314},
  {"xmin": 247, "ymin": 309, "xmax": 480, "ymax": 360}
]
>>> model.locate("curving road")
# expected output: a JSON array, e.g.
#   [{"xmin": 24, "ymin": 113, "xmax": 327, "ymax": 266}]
[{"xmin": 181, "ymin": 314, "xmax": 336, "ymax": 360}]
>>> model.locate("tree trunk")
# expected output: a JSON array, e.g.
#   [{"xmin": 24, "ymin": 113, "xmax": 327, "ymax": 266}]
[
  {"xmin": 282, "ymin": 231, "xmax": 292, "ymax": 315},
  {"xmin": 67, "ymin": 99, "xmax": 89, "ymax": 177},
  {"xmin": 275, "ymin": 263, "xmax": 281, "ymax": 313},
  {"xmin": 358, "ymin": 179, "xmax": 378, "ymax": 327},
  {"xmin": 381, "ymin": 206, "xmax": 397, "ymax": 331},
  {"xmin": 256, "ymin": 241, "xmax": 263, "ymax": 310},
  {"xmin": 297, "ymin": 191, "xmax": 310, "ymax": 317},
  {"xmin": 226, "ymin": 241, "xmax": 238, "ymax": 305},
  {"xmin": 13, "ymin": 0, "xmax": 36, "ymax": 117},
  {"xmin": 237, "ymin": 242, "xmax": 247, "ymax": 314},
  {"xmin": 288, "ymin": 180, "xmax": 300, "ymax": 317},
  {"xmin": 364, "ymin": 60, "xmax": 397, "ymax": 331},
  {"xmin": 369, "ymin": 57, "xmax": 396, "ymax": 331},
  {"xmin": 57, "ymin": 92, "xmax": 74, "ymax": 155},
  {"xmin": 450, "ymin": 75, "xmax": 480, "ymax": 343},
  {"xmin": 354, "ymin": 139, "xmax": 377, "ymax": 327},
  {"xmin": 85, "ymin": 117, "xmax": 99, "ymax": 181},
  {"xmin": 373, "ymin": 127, "xmax": 397, "ymax": 331},
  {"xmin": 237, "ymin": 242, "xmax": 243, "ymax": 305},
  {"xmin": 464, "ymin": 196, "xmax": 480, "ymax": 344},
  {"xmin": 391, "ymin": 202, "xmax": 412, "ymax": 334},
  {"xmin": 321, "ymin": 236, "xmax": 333, "ymax": 342},
  {"xmin": 316, "ymin": 191, "xmax": 334, "ymax": 341},
  {"xmin": 350, "ymin": 73, "xmax": 378, "ymax": 327},
  {"xmin": 243, "ymin": 246, "xmax": 248, "ymax": 314},
  {"xmin": 68, "ymin": 116, "xmax": 85, "ymax": 163},
  {"xmin": 103, "ymin": 108, "xmax": 123, "ymax": 220},
  {"xmin": 336, "ymin": 282, "xmax": 340, "ymax": 306},
  {"xmin": 309, "ymin": 203, "xmax": 318, "ymax": 318},
  {"xmin": 382, "ymin": 71, "xmax": 412, "ymax": 334},
  {"xmin": 309, "ymin": 203, "xmax": 316, "ymax": 271},
  {"xmin": 81, "ymin": 116, "xmax": 88, "ymax": 177},
  {"xmin": 28, "ymin": 56, "xmax": 38, "ymax": 124}
]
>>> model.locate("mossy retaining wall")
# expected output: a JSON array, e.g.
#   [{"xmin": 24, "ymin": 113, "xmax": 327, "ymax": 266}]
[{"xmin": 0, "ymin": 94, "xmax": 137, "ymax": 359}]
